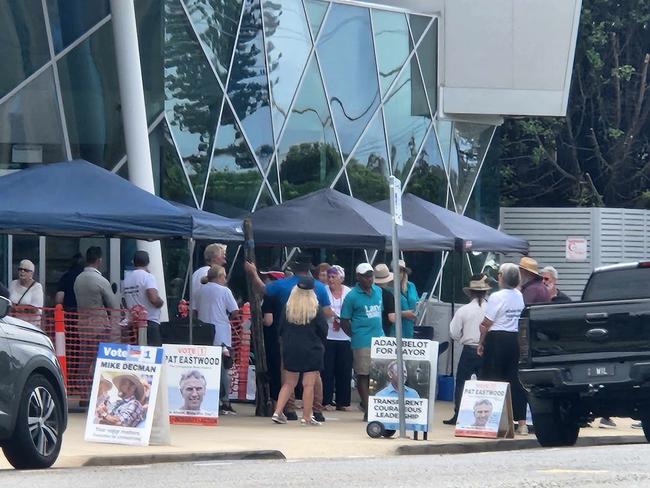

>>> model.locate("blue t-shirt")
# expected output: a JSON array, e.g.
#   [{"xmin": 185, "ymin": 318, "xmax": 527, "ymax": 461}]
[
  {"xmin": 265, "ymin": 275, "xmax": 331, "ymax": 308},
  {"xmin": 388, "ymin": 281, "xmax": 419, "ymax": 339},
  {"xmin": 376, "ymin": 383, "xmax": 420, "ymax": 399},
  {"xmin": 340, "ymin": 284, "xmax": 384, "ymax": 349}
]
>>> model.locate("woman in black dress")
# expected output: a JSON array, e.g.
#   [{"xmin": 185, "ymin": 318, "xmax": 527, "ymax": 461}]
[{"xmin": 272, "ymin": 276, "xmax": 328, "ymax": 426}]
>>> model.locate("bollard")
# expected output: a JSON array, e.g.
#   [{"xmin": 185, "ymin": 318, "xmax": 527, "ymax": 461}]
[
  {"xmin": 130, "ymin": 305, "xmax": 149, "ymax": 346},
  {"xmin": 54, "ymin": 304, "xmax": 67, "ymax": 387}
]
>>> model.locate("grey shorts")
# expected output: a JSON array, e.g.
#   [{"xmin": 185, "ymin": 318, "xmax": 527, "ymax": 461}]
[{"xmin": 353, "ymin": 348, "xmax": 372, "ymax": 376}]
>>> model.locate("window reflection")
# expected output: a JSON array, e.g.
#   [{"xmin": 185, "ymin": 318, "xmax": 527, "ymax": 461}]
[
  {"xmin": 153, "ymin": 122, "xmax": 197, "ymax": 207},
  {"xmin": 404, "ymin": 126, "xmax": 446, "ymax": 207},
  {"xmin": 135, "ymin": 0, "xmax": 164, "ymax": 124},
  {"xmin": 383, "ymin": 56, "xmax": 430, "ymax": 182},
  {"xmin": 183, "ymin": 0, "xmax": 242, "ymax": 85},
  {"xmin": 345, "ymin": 110, "xmax": 389, "ymax": 203},
  {"xmin": 165, "ymin": 0, "xmax": 223, "ymax": 202},
  {"xmin": 0, "ymin": 0, "xmax": 50, "ymax": 98},
  {"xmin": 304, "ymin": 0, "xmax": 328, "ymax": 39},
  {"xmin": 58, "ymin": 22, "xmax": 125, "ymax": 168},
  {"xmin": 227, "ymin": 0, "xmax": 274, "ymax": 169},
  {"xmin": 203, "ymin": 103, "xmax": 263, "ymax": 216},
  {"xmin": 0, "ymin": 68, "xmax": 65, "ymax": 169},
  {"xmin": 414, "ymin": 17, "xmax": 437, "ymax": 116},
  {"xmin": 277, "ymin": 55, "xmax": 341, "ymax": 200},
  {"xmin": 372, "ymin": 10, "xmax": 409, "ymax": 97},
  {"xmin": 453, "ymin": 122, "xmax": 495, "ymax": 212},
  {"xmin": 316, "ymin": 3, "xmax": 380, "ymax": 156},
  {"xmin": 263, "ymin": 0, "xmax": 312, "ymax": 141},
  {"xmin": 46, "ymin": 0, "xmax": 109, "ymax": 53}
]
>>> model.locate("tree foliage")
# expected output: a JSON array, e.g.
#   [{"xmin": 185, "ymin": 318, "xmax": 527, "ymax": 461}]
[{"xmin": 498, "ymin": 0, "xmax": 650, "ymax": 208}]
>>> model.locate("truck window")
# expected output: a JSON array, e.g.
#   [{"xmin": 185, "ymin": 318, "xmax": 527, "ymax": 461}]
[{"xmin": 583, "ymin": 267, "xmax": 650, "ymax": 301}]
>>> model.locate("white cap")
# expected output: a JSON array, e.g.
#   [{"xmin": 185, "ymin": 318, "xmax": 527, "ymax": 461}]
[{"xmin": 356, "ymin": 263, "xmax": 374, "ymax": 275}]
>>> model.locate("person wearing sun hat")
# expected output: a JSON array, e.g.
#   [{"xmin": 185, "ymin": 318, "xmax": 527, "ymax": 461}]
[
  {"xmin": 518, "ymin": 256, "xmax": 550, "ymax": 305},
  {"xmin": 373, "ymin": 264, "xmax": 397, "ymax": 336},
  {"xmin": 97, "ymin": 373, "xmax": 145, "ymax": 427},
  {"xmin": 443, "ymin": 274, "xmax": 492, "ymax": 425}
]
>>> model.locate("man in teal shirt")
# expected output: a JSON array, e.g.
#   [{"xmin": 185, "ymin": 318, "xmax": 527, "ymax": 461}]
[{"xmin": 341, "ymin": 263, "xmax": 393, "ymax": 419}]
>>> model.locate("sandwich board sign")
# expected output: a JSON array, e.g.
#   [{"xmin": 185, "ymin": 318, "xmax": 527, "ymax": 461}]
[
  {"xmin": 454, "ymin": 380, "xmax": 514, "ymax": 439},
  {"xmin": 164, "ymin": 344, "xmax": 222, "ymax": 426},
  {"xmin": 85, "ymin": 343, "xmax": 170, "ymax": 446},
  {"xmin": 367, "ymin": 337, "xmax": 439, "ymax": 432}
]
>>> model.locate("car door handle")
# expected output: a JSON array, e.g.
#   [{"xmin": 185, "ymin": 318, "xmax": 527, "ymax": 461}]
[
  {"xmin": 585, "ymin": 328, "xmax": 609, "ymax": 340},
  {"xmin": 585, "ymin": 312, "xmax": 608, "ymax": 323}
]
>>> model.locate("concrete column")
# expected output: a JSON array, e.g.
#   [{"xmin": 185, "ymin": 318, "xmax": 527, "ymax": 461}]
[{"xmin": 110, "ymin": 0, "xmax": 169, "ymax": 321}]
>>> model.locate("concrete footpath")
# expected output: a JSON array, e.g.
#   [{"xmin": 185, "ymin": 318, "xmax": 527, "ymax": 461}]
[{"xmin": 1, "ymin": 402, "xmax": 645, "ymax": 469}]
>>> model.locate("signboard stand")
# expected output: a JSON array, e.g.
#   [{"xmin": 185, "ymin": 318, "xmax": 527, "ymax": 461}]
[
  {"xmin": 454, "ymin": 380, "xmax": 514, "ymax": 439},
  {"xmin": 164, "ymin": 344, "xmax": 223, "ymax": 426},
  {"xmin": 366, "ymin": 337, "xmax": 439, "ymax": 440},
  {"xmin": 85, "ymin": 343, "xmax": 168, "ymax": 446},
  {"xmin": 149, "ymin": 364, "xmax": 171, "ymax": 445}
]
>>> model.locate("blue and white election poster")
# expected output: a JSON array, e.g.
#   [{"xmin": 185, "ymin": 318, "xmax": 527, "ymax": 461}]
[
  {"xmin": 368, "ymin": 338, "xmax": 439, "ymax": 432},
  {"xmin": 85, "ymin": 343, "xmax": 164, "ymax": 446}
]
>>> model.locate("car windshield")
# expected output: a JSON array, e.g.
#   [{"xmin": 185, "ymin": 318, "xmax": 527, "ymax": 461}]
[{"xmin": 583, "ymin": 267, "xmax": 650, "ymax": 301}]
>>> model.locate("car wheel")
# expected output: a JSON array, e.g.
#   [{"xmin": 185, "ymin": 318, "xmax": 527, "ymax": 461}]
[
  {"xmin": 530, "ymin": 398, "xmax": 579, "ymax": 448},
  {"xmin": 2, "ymin": 374, "xmax": 63, "ymax": 469},
  {"xmin": 640, "ymin": 416, "xmax": 650, "ymax": 443}
]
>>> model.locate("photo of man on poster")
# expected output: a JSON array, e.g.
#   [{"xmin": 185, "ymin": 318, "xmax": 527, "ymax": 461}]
[
  {"xmin": 472, "ymin": 399, "xmax": 494, "ymax": 428},
  {"xmin": 96, "ymin": 373, "xmax": 146, "ymax": 428},
  {"xmin": 375, "ymin": 360, "xmax": 420, "ymax": 399},
  {"xmin": 179, "ymin": 370, "xmax": 207, "ymax": 411}
]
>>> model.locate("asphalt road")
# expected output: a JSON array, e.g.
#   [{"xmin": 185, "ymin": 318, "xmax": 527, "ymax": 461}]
[{"xmin": 2, "ymin": 444, "xmax": 650, "ymax": 487}]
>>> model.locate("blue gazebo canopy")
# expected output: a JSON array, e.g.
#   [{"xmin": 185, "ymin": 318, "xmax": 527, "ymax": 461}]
[{"xmin": 0, "ymin": 160, "xmax": 244, "ymax": 241}]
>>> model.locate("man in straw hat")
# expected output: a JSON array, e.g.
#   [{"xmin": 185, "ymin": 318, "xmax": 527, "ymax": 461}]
[
  {"xmin": 518, "ymin": 256, "xmax": 550, "ymax": 305},
  {"xmin": 96, "ymin": 373, "xmax": 146, "ymax": 427},
  {"xmin": 444, "ymin": 274, "xmax": 492, "ymax": 425}
]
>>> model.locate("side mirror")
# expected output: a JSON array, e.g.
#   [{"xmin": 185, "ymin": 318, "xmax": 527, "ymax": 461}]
[{"xmin": 0, "ymin": 296, "xmax": 10, "ymax": 319}]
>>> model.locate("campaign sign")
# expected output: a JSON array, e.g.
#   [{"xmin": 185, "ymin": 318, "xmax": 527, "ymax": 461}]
[
  {"xmin": 455, "ymin": 380, "xmax": 514, "ymax": 439},
  {"xmin": 368, "ymin": 337, "xmax": 438, "ymax": 432},
  {"xmin": 85, "ymin": 343, "xmax": 164, "ymax": 446},
  {"xmin": 164, "ymin": 344, "xmax": 222, "ymax": 425}
]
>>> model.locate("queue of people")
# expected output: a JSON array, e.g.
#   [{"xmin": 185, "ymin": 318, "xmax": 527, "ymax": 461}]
[
  {"xmin": 0, "ymin": 241, "xmax": 591, "ymax": 433},
  {"xmin": 445, "ymin": 256, "xmax": 577, "ymax": 434}
]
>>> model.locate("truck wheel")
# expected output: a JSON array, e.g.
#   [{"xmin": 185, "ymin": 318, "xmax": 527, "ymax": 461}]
[
  {"xmin": 530, "ymin": 399, "xmax": 579, "ymax": 447},
  {"xmin": 2, "ymin": 374, "xmax": 63, "ymax": 469}
]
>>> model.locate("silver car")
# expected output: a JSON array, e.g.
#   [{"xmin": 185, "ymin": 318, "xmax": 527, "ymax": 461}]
[{"xmin": 0, "ymin": 296, "xmax": 67, "ymax": 469}]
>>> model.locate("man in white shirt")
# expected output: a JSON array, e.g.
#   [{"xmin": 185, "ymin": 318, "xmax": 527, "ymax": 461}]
[
  {"xmin": 122, "ymin": 251, "xmax": 165, "ymax": 346},
  {"xmin": 194, "ymin": 265, "xmax": 240, "ymax": 414},
  {"xmin": 444, "ymin": 275, "xmax": 491, "ymax": 425},
  {"xmin": 191, "ymin": 243, "xmax": 227, "ymax": 311}
]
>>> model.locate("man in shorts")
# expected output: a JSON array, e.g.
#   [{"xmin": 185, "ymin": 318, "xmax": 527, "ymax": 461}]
[{"xmin": 340, "ymin": 263, "xmax": 392, "ymax": 421}]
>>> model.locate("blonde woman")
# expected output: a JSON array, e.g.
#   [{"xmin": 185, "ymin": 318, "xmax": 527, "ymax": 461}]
[{"xmin": 272, "ymin": 276, "xmax": 328, "ymax": 426}]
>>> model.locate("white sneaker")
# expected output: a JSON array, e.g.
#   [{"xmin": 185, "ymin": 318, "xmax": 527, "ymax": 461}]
[
  {"xmin": 300, "ymin": 416, "xmax": 322, "ymax": 427},
  {"xmin": 516, "ymin": 425, "xmax": 529, "ymax": 435}
]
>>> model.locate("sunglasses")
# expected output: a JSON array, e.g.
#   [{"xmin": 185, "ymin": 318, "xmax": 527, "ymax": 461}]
[{"xmin": 17, "ymin": 268, "xmax": 33, "ymax": 273}]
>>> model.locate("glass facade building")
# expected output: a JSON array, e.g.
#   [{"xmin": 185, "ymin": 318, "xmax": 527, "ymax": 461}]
[{"xmin": 0, "ymin": 0, "xmax": 499, "ymax": 310}]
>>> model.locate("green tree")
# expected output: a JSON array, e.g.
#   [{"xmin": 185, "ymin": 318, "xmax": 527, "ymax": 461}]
[{"xmin": 498, "ymin": 0, "xmax": 649, "ymax": 208}]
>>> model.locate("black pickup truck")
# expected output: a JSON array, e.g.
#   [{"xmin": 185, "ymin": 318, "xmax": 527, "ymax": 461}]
[{"xmin": 519, "ymin": 261, "xmax": 650, "ymax": 447}]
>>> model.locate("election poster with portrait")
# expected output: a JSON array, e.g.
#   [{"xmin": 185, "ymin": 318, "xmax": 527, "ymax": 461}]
[
  {"xmin": 454, "ymin": 380, "xmax": 514, "ymax": 439},
  {"xmin": 163, "ymin": 344, "xmax": 222, "ymax": 425},
  {"xmin": 368, "ymin": 337, "xmax": 439, "ymax": 432},
  {"xmin": 85, "ymin": 343, "xmax": 164, "ymax": 446}
]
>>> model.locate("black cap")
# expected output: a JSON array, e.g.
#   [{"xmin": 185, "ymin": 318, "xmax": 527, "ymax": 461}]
[
  {"xmin": 297, "ymin": 275, "xmax": 315, "ymax": 290},
  {"xmin": 291, "ymin": 253, "xmax": 313, "ymax": 273}
]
